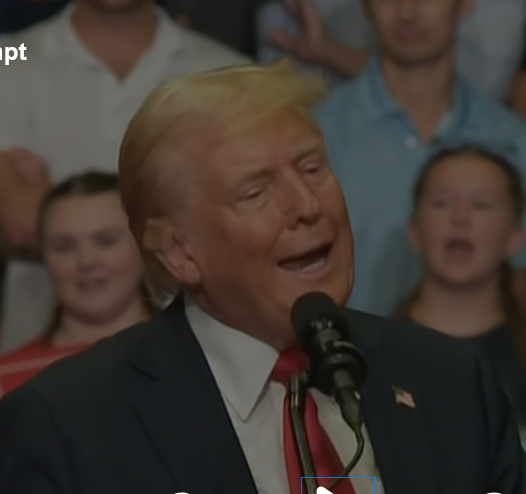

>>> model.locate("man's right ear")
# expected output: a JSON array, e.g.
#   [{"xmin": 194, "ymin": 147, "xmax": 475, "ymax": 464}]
[
  {"xmin": 143, "ymin": 219, "xmax": 202, "ymax": 287},
  {"xmin": 156, "ymin": 234, "xmax": 202, "ymax": 287}
]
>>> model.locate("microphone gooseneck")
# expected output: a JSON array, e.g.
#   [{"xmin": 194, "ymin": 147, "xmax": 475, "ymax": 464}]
[{"xmin": 291, "ymin": 291, "xmax": 367, "ymax": 486}]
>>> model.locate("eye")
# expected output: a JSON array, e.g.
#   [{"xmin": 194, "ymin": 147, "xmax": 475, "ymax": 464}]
[
  {"xmin": 242, "ymin": 188, "xmax": 264, "ymax": 200},
  {"xmin": 47, "ymin": 238, "xmax": 76, "ymax": 253},
  {"xmin": 472, "ymin": 199, "xmax": 494, "ymax": 210},
  {"xmin": 95, "ymin": 232, "xmax": 120, "ymax": 247},
  {"xmin": 302, "ymin": 160, "xmax": 323, "ymax": 175}
]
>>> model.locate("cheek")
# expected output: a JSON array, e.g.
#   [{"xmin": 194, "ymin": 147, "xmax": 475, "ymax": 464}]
[
  {"xmin": 372, "ymin": 9, "xmax": 391, "ymax": 30},
  {"xmin": 420, "ymin": 228, "xmax": 443, "ymax": 250},
  {"xmin": 476, "ymin": 226, "xmax": 513, "ymax": 259},
  {"xmin": 432, "ymin": 20, "xmax": 454, "ymax": 41},
  {"xmin": 321, "ymin": 181, "xmax": 348, "ymax": 219},
  {"xmin": 198, "ymin": 213, "xmax": 284, "ymax": 265},
  {"xmin": 45, "ymin": 253, "xmax": 78, "ymax": 285},
  {"xmin": 105, "ymin": 245, "xmax": 143, "ymax": 281},
  {"xmin": 414, "ymin": 218, "xmax": 446, "ymax": 252}
]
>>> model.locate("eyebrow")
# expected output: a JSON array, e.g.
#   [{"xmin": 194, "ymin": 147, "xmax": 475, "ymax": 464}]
[
  {"xmin": 290, "ymin": 138, "xmax": 325, "ymax": 162},
  {"xmin": 46, "ymin": 225, "xmax": 123, "ymax": 238},
  {"xmin": 223, "ymin": 138, "xmax": 326, "ymax": 189},
  {"xmin": 430, "ymin": 185, "xmax": 502, "ymax": 195}
]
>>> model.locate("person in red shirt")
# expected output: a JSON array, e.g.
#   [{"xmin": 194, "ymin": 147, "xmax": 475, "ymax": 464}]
[{"xmin": 0, "ymin": 171, "xmax": 156, "ymax": 396}]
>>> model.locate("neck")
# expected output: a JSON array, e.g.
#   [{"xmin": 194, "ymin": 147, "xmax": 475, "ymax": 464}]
[
  {"xmin": 71, "ymin": 1, "xmax": 158, "ymax": 79},
  {"xmin": 190, "ymin": 290, "xmax": 293, "ymax": 351},
  {"xmin": 51, "ymin": 298, "xmax": 149, "ymax": 347},
  {"xmin": 409, "ymin": 276, "xmax": 504, "ymax": 338},
  {"xmin": 71, "ymin": 1, "xmax": 157, "ymax": 41},
  {"xmin": 381, "ymin": 55, "xmax": 455, "ymax": 141}
]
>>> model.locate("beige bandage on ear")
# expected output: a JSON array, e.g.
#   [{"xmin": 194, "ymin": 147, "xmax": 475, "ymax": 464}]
[{"xmin": 142, "ymin": 217, "xmax": 175, "ymax": 253}]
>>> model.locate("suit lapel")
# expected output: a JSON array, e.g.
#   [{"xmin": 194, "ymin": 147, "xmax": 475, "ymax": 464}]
[
  {"xmin": 126, "ymin": 297, "xmax": 258, "ymax": 494},
  {"xmin": 361, "ymin": 357, "xmax": 438, "ymax": 494},
  {"xmin": 347, "ymin": 311, "xmax": 439, "ymax": 494}
]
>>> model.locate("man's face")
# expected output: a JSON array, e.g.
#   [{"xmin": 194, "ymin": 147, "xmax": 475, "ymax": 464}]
[
  {"xmin": 166, "ymin": 108, "xmax": 354, "ymax": 348},
  {"xmin": 367, "ymin": 0, "xmax": 471, "ymax": 67}
]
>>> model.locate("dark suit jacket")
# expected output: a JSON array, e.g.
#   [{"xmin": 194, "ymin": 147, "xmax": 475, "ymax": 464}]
[{"xmin": 0, "ymin": 297, "xmax": 524, "ymax": 494}]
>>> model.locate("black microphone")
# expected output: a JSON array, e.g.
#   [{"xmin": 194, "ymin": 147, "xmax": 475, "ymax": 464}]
[{"xmin": 290, "ymin": 291, "xmax": 366, "ymax": 437}]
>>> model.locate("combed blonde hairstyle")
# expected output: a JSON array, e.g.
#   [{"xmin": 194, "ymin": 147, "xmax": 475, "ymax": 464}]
[{"xmin": 118, "ymin": 60, "xmax": 327, "ymax": 303}]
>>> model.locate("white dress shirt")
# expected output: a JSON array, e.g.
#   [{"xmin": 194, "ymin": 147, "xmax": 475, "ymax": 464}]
[
  {"xmin": 186, "ymin": 301, "xmax": 384, "ymax": 494},
  {"xmin": 0, "ymin": 6, "xmax": 249, "ymax": 354}
]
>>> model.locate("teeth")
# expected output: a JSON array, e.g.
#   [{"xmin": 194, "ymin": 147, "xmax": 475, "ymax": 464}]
[{"xmin": 298, "ymin": 256, "xmax": 327, "ymax": 273}]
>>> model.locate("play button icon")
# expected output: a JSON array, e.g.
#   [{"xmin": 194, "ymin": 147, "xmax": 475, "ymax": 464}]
[{"xmin": 317, "ymin": 488, "xmax": 333, "ymax": 494}]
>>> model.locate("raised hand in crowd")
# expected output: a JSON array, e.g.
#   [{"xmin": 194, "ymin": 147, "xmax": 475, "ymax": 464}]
[
  {"xmin": 268, "ymin": 0, "xmax": 367, "ymax": 77},
  {"xmin": 8, "ymin": 147, "xmax": 49, "ymax": 182},
  {"xmin": 268, "ymin": 0, "xmax": 329, "ymax": 64}
]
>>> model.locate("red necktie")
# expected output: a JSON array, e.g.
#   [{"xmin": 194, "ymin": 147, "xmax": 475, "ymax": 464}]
[{"xmin": 272, "ymin": 347, "xmax": 357, "ymax": 494}]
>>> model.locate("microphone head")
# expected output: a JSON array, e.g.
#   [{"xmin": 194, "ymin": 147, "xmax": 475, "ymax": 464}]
[
  {"xmin": 291, "ymin": 291, "xmax": 341, "ymax": 348},
  {"xmin": 291, "ymin": 291, "xmax": 367, "ymax": 394}
]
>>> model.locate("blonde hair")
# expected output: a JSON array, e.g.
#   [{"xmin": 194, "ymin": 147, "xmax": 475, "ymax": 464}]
[{"xmin": 118, "ymin": 60, "xmax": 327, "ymax": 303}]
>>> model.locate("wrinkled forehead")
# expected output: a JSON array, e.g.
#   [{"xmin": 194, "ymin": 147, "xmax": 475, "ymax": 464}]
[
  {"xmin": 150, "ymin": 105, "xmax": 326, "ymax": 219},
  {"xmin": 196, "ymin": 107, "xmax": 324, "ymax": 174}
]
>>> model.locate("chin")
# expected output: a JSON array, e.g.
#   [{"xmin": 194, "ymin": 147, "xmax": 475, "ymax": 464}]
[
  {"xmin": 435, "ymin": 271, "xmax": 487, "ymax": 291},
  {"xmin": 76, "ymin": 302, "xmax": 115, "ymax": 320},
  {"xmin": 388, "ymin": 48, "xmax": 441, "ymax": 68}
]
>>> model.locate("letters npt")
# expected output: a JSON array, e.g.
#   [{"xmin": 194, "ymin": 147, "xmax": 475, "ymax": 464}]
[{"xmin": 0, "ymin": 44, "xmax": 27, "ymax": 65}]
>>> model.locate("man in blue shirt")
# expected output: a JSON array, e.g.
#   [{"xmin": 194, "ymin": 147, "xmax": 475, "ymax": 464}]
[
  {"xmin": 316, "ymin": 0, "xmax": 526, "ymax": 316},
  {"xmin": 259, "ymin": 0, "xmax": 526, "ymax": 101}
]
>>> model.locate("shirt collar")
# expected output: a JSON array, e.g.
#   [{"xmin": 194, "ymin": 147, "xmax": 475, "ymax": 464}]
[
  {"xmin": 185, "ymin": 300, "xmax": 279, "ymax": 422},
  {"xmin": 357, "ymin": 57, "xmax": 483, "ymax": 134},
  {"xmin": 41, "ymin": 4, "xmax": 183, "ymax": 66}
]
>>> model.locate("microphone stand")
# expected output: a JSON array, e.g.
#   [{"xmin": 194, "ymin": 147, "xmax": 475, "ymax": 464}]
[
  {"xmin": 329, "ymin": 391, "xmax": 366, "ymax": 491},
  {"xmin": 289, "ymin": 375, "xmax": 366, "ymax": 493},
  {"xmin": 289, "ymin": 374, "xmax": 318, "ymax": 494}
]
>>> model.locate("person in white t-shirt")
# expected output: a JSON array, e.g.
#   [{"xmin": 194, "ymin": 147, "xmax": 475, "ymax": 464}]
[{"xmin": 0, "ymin": 0, "xmax": 248, "ymax": 354}]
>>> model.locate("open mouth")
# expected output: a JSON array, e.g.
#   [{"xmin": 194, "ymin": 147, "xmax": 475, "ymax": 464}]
[
  {"xmin": 278, "ymin": 243, "xmax": 332, "ymax": 274},
  {"xmin": 444, "ymin": 237, "xmax": 474, "ymax": 255},
  {"xmin": 76, "ymin": 279, "xmax": 107, "ymax": 292}
]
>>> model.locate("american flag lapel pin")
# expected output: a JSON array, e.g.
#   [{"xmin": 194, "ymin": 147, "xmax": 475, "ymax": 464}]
[{"xmin": 392, "ymin": 386, "xmax": 416, "ymax": 409}]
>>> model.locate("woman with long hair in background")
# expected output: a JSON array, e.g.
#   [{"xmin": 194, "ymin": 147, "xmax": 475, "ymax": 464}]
[
  {"xmin": 0, "ymin": 171, "xmax": 156, "ymax": 396},
  {"xmin": 397, "ymin": 144, "xmax": 526, "ymax": 441}
]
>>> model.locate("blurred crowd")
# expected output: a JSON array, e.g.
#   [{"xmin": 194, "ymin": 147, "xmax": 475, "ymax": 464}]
[{"xmin": 1, "ymin": 0, "xmax": 526, "ymax": 444}]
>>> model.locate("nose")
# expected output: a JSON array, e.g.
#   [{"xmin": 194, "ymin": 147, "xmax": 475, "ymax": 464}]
[
  {"xmin": 397, "ymin": 0, "xmax": 418, "ymax": 19},
  {"xmin": 450, "ymin": 200, "xmax": 471, "ymax": 226},
  {"xmin": 75, "ymin": 244, "xmax": 98, "ymax": 270},
  {"xmin": 279, "ymin": 169, "xmax": 323, "ymax": 229}
]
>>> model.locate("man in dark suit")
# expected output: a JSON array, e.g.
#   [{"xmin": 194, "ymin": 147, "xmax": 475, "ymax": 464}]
[{"xmin": 0, "ymin": 61, "xmax": 524, "ymax": 494}]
